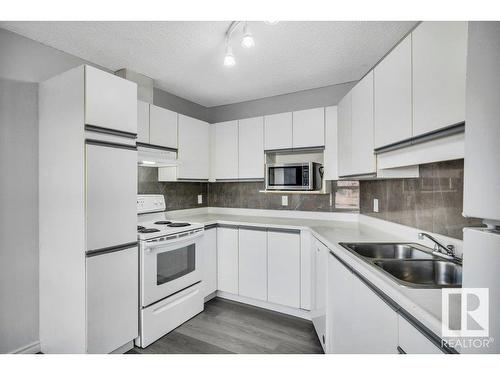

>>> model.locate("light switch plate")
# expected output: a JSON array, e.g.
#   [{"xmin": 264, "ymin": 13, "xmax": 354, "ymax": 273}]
[
  {"xmin": 373, "ymin": 198, "xmax": 379, "ymax": 213},
  {"xmin": 282, "ymin": 196, "xmax": 288, "ymax": 206},
  {"xmin": 198, "ymin": 194, "xmax": 203, "ymax": 204}
]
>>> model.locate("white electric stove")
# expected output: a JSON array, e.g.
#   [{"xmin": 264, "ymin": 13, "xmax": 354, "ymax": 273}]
[{"xmin": 136, "ymin": 194, "xmax": 204, "ymax": 348}]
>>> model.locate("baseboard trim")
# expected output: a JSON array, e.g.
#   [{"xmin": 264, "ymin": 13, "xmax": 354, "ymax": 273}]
[
  {"xmin": 10, "ymin": 341, "xmax": 41, "ymax": 354},
  {"xmin": 216, "ymin": 291, "xmax": 311, "ymax": 321}
]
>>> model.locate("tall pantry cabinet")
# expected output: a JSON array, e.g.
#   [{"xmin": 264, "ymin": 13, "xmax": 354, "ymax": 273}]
[{"xmin": 39, "ymin": 65, "xmax": 139, "ymax": 353}]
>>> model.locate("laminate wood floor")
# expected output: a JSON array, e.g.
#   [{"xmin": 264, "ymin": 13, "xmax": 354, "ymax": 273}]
[{"xmin": 127, "ymin": 297, "xmax": 324, "ymax": 354}]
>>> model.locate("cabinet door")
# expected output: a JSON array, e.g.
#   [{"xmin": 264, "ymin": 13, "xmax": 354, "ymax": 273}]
[
  {"xmin": 137, "ymin": 100, "xmax": 150, "ymax": 144},
  {"xmin": 214, "ymin": 121, "xmax": 239, "ymax": 179},
  {"xmin": 217, "ymin": 226, "xmax": 239, "ymax": 294},
  {"xmin": 267, "ymin": 230, "xmax": 300, "ymax": 308},
  {"xmin": 200, "ymin": 228, "xmax": 217, "ymax": 297},
  {"xmin": 177, "ymin": 114, "xmax": 209, "ymax": 180},
  {"xmin": 86, "ymin": 246, "xmax": 138, "ymax": 353},
  {"xmin": 374, "ymin": 34, "xmax": 412, "ymax": 148},
  {"xmin": 398, "ymin": 315, "xmax": 443, "ymax": 354},
  {"xmin": 149, "ymin": 105, "xmax": 178, "ymax": 149},
  {"xmin": 337, "ymin": 92, "xmax": 352, "ymax": 177},
  {"xmin": 412, "ymin": 21, "xmax": 467, "ymax": 135},
  {"xmin": 312, "ymin": 240, "xmax": 328, "ymax": 350},
  {"xmin": 351, "ymin": 71, "xmax": 375, "ymax": 175},
  {"xmin": 238, "ymin": 117, "xmax": 264, "ymax": 179},
  {"xmin": 328, "ymin": 253, "xmax": 398, "ymax": 353},
  {"xmin": 238, "ymin": 228, "xmax": 267, "ymax": 301},
  {"xmin": 292, "ymin": 107, "xmax": 325, "ymax": 148},
  {"xmin": 323, "ymin": 106, "xmax": 338, "ymax": 180},
  {"xmin": 264, "ymin": 112, "xmax": 293, "ymax": 150},
  {"xmin": 84, "ymin": 66, "xmax": 137, "ymax": 135}
]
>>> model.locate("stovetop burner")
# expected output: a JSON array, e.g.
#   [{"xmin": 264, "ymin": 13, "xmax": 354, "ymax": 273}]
[
  {"xmin": 138, "ymin": 228, "xmax": 160, "ymax": 233},
  {"xmin": 154, "ymin": 220, "xmax": 172, "ymax": 225},
  {"xmin": 168, "ymin": 222, "xmax": 191, "ymax": 227},
  {"xmin": 137, "ymin": 225, "xmax": 145, "ymax": 230}
]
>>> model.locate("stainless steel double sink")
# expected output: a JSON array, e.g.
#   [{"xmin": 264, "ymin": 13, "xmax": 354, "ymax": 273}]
[{"xmin": 339, "ymin": 243, "xmax": 462, "ymax": 288}]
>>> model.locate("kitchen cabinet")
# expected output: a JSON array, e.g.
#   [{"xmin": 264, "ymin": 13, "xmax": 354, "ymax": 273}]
[
  {"xmin": 200, "ymin": 227, "xmax": 217, "ymax": 298},
  {"xmin": 412, "ymin": 21, "xmax": 467, "ymax": 136},
  {"xmin": 86, "ymin": 246, "xmax": 138, "ymax": 354},
  {"xmin": 149, "ymin": 104, "xmax": 178, "ymax": 149},
  {"xmin": 267, "ymin": 229, "xmax": 301, "ymax": 308},
  {"xmin": 214, "ymin": 121, "xmax": 239, "ymax": 180},
  {"xmin": 350, "ymin": 71, "xmax": 375, "ymax": 176},
  {"xmin": 464, "ymin": 22, "xmax": 500, "ymax": 222},
  {"xmin": 84, "ymin": 65, "xmax": 137, "ymax": 135},
  {"xmin": 238, "ymin": 227, "xmax": 268, "ymax": 301},
  {"xmin": 137, "ymin": 100, "xmax": 150, "ymax": 144},
  {"xmin": 397, "ymin": 315, "xmax": 443, "ymax": 354},
  {"xmin": 217, "ymin": 226, "xmax": 239, "ymax": 294},
  {"xmin": 292, "ymin": 107, "xmax": 325, "ymax": 148},
  {"xmin": 264, "ymin": 112, "xmax": 293, "ymax": 150},
  {"xmin": 177, "ymin": 114, "xmax": 210, "ymax": 180},
  {"xmin": 328, "ymin": 253, "xmax": 398, "ymax": 353},
  {"xmin": 312, "ymin": 239, "xmax": 328, "ymax": 351},
  {"xmin": 374, "ymin": 34, "xmax": 412, "ymax": 148},
  {"xmin": 238, "ymin": 117, "xmax": 264, "ymax": 179},
  {"xmin": 337, "ymin": 92, "xmax": 352, "ymax": 177},
  {"xmin": 323, "ymin": 106, "xmax": 338, "ymax": 180}
]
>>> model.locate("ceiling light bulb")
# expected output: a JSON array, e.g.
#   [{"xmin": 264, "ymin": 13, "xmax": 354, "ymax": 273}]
[
  {"xmin": 264, "ymin": 21, "xmax": 279, "ymax": 25},
  {"xmin": 223, "ymin": 45, "xmax": 236, "ymax": 67},
  {"xmin": 241, "ymin": 23, "xmax": 255, "ymax": 48}
]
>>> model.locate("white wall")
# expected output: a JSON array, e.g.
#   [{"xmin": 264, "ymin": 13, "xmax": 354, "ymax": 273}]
[{"xmin": 0, "ymin": 79, "xmax": 39, "ymax": 353}]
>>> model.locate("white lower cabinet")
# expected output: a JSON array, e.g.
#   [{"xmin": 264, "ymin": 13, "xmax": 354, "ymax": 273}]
[
  {"xmin": 238, "ymin": 227, "xmax": 268, "ymax": 301},
  {"xmin": 267, "ymin": 229, "xmax": 301, "ymax": 308},
  {"xmin": 312, "ymin": 239, "xmax": 328, "ymax": 351},
  {"xmin": 216, "ymin": 226, "xmax": 239, "ymax": 294},
  {"xmin": 398, "ymin": 316, "xmax": 443, "ymax": 354},
  {"xmin": 328, "ymin": 252, "xmax": 398, "ymax": 353},
  {"xmin": 86, "ymin": 246, "xmax": 138, "ymax": 353},
  {"xmin": 200, "ymin": 227, "xmax": 217, "ymax": 297}
]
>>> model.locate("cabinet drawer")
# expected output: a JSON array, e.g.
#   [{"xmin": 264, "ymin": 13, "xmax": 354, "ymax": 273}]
[{"xmin": 398, "ymin": 315, "xmax": 443, "ymax": 354}]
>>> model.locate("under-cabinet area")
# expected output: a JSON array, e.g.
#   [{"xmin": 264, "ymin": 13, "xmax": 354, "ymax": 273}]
[{"xmin": 3, "ymin": 18, "xmax": 500, "ymax": 359}]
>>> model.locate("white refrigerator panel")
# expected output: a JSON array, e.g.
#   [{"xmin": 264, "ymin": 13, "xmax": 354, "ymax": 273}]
[{"xmin": 463, "ymin": 228, "xmax": 500, "ymax": 353}]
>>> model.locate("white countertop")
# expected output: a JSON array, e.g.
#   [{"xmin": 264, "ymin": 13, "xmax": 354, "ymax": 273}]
[{"xmin": 162, "ymin": 208, "xmax": 461, "ymax": 346}]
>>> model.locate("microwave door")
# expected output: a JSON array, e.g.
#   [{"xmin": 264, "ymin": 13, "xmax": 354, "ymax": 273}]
[{"xmin": 268, "ymin": 165, "xmax": 303, "ymax": 190}]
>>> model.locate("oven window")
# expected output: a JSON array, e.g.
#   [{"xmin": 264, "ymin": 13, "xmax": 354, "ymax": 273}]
[
  {"xmin": 156, "ymin": 244, "xmax": 195, "ymax": 285},
  {"xmin": 269, "ymin": 166, "xmax": 303, "ymax": 186}
]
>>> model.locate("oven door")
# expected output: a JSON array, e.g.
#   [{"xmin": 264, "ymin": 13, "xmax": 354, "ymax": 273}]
[
  {"xmin": 266, "ymin": 163, "xmax": 311, "ymax": 190},
  {"xmin": 141, "ymin": 232, "xmax": 202, "ymax": 307}
]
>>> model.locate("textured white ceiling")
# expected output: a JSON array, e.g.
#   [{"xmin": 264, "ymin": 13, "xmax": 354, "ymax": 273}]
[{"xmin": 0, "ymin": 21, "xmax": 417, "ymax": 107}]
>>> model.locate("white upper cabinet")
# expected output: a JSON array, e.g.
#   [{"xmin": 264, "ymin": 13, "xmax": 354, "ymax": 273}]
[
  {"xmin": 137, "ymin": 100, "xmax": 150, "ymax": 144},
  {"xmin": 323, "ymin": 106, "xmax": 338, "ymax": 180},
  {"xmin": 177, "ymin": 114, "xmax": 209, "ymax": 180},
  {"xmin": 337, "ymin": 92, "xmax": 352, "ymax": 177},
  {"xmin": 412, "ymin": 21, "xmax": 468, "ymax": 136},
  {"xmin": 292, "ymin": 107, "xmax": 325, "ymax": 148},
  {"xmin": 149, "ymin": 104, "xmax": 178, "ymax": 149},
  {"xmin": 238, "ymin": 228, "xmax": 268, "ymax": 301},
  {"xmin": 238, "ymin": 117, "xmax": 264, "ymax": 179},
  {"xmin": 264, "ymin": 112, "xmax": 293, "ymax": 150},
  {"xmin": 374, "ymin": 34, "xmax": 412, "ymax": 148},
  {"xmin": 214, "ymin": 121, "xmax": 239, "ymax": 180},
  {"xmin": 351, "ymin": 71, "xmax": 375, "ymax": 176},
  {"xmin": 84, "ymin": 65, "xmax": 137, "ymax": 134}
]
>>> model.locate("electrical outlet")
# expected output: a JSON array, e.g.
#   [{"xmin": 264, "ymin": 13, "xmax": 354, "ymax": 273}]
[
  {"xmin": 373, "ymin": 198, "xmax": 379, "ymax": 213},
  {"xmin": 282, "ymin": 196, "xmax": 288, "ymax": 206},
  {"xmin": 198, "ymin": 194, "xmax": 203, "ymax": 204}
]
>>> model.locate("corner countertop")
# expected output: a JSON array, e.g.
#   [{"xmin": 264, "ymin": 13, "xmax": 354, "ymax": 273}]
[{"xmin": 163, "ymin": 210, "xmax": 460, "ymax": 349}]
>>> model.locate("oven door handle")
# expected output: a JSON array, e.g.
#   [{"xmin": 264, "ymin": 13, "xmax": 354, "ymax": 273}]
[{"xmin": 144, "ymin": 230, "xmax": 204, "ymax": 250}]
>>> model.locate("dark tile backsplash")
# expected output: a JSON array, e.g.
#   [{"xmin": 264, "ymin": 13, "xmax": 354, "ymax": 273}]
[{"xmin": 359, "ymin": 159, "xmax": 482, "ymax": 239}]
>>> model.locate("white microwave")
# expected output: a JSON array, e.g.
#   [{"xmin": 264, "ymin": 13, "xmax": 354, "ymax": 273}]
[{"xmin": 265, "ymin": 162, "xmax": 323, "ymax": 191}]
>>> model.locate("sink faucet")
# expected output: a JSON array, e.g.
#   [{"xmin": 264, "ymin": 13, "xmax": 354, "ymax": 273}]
[{"xmin": 418, "ymin": 232, "xmax": 459, "ymax": 261}]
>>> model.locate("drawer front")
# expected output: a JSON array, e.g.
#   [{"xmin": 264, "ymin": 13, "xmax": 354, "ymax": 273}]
[
  {"xmin": 398, "ymin": 315, "xmax": 443, "ymax": 354},
  {"xmin": 139, "ymin": 283, "xmax": 203, "ymax": 348}
]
